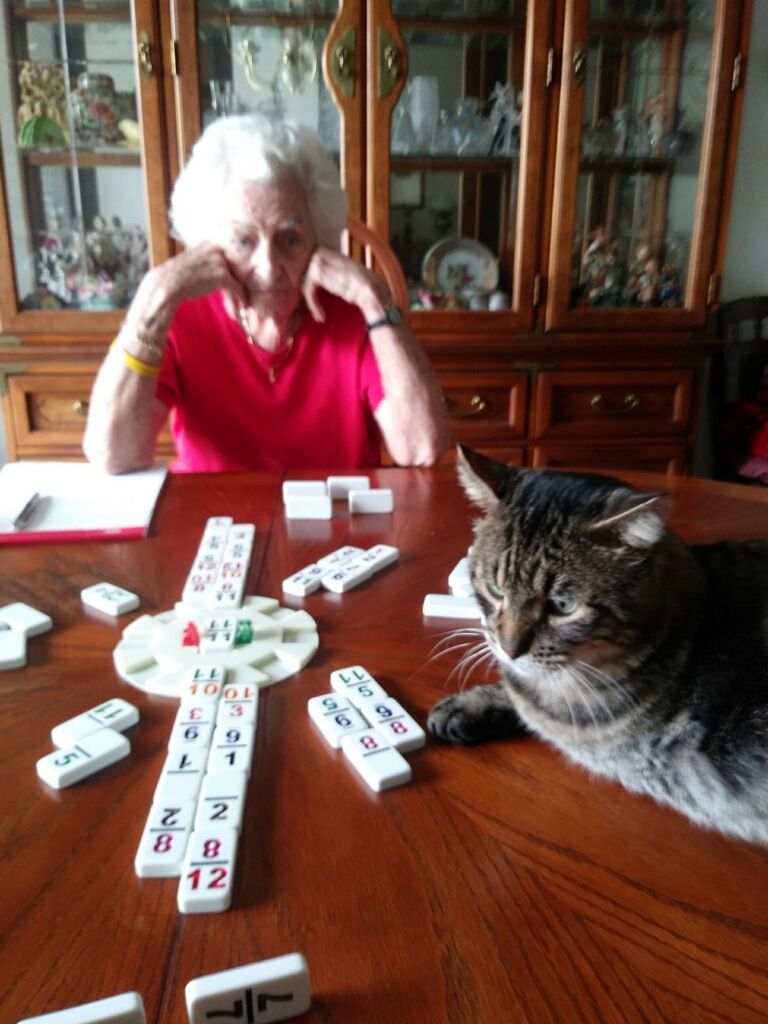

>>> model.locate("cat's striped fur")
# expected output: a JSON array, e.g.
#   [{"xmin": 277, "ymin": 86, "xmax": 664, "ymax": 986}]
[{"xmin": 428, "ymin": 447, "xmax": 768, "ymax": 843}]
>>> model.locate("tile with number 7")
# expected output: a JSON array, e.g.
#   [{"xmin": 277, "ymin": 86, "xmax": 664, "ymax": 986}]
[{"xmin": 185, "ymin": 953, "xmax": 310, "ymax": 1024}]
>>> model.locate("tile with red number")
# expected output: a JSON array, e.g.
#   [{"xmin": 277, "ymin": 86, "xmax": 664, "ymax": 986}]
[{"xmin": 177, "ymin": 826, "xmax": 238, "ymax": 913}]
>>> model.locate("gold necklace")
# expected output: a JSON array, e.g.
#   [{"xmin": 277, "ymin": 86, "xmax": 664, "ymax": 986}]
[{"xmin": 238, "ymin": 308, "xmax": 296, "ymax": 384}]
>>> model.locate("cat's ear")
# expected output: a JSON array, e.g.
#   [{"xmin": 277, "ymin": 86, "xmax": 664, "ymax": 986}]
[
  {"xmin": 456, "ymin": 445, "xmax": 521, "ymax": 510},
  {"xmin": 586, "ymin": 489, "xmax": 672, "ymax": 548}
]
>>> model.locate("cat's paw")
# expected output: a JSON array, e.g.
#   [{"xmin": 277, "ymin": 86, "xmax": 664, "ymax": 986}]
[{"xmin": 428, "ymin": 684, "xmax": 526, "ymax": 745}]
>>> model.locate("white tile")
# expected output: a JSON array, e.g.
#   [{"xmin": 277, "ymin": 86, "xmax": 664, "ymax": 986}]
[
  {"xmin": 362, "ymin": 698, "xmax": 427, "ymax": 752},
  {"xmin": 326, "ymin": 475, "xmax": 370, "ymax": 500},
  {"xmin": 134, "ymin": 799, "xmax": 196, "ymax": 878},
  {"xmin": 448, "ymin": 556, "xmax": 471, "ymax": 590},
  {"xmin": 80, "ymin": 583, "xmax": 140, "ymax": 616},
  {"xmin": 330, "ymin": 665, "xmax": 380, "ymax": 695},
  {"xmin": 345, "ymin": 679, "xmax": 389, "ymax": 707},
  {"xmin": 220, "ymin": 681, "xmax": 259, "ymax": 714},
  {"xmin": 51, "ymin": 698, "xmax": 139, "ymax": 748},
  {"xmin": 167, "ymin": 712, "xmax": 214, "ymax": 753},
  {"xmin": 348, "ymin": 488, "xmax": 394, "ymax": 514},
  {"xmin": 204, "ymin": 516, "xmax": 234, "ymax": 529},
  {"xmin": 207, "ymin": 588, "xmax": 244, "ymax": 611},
  {"xmin": 361, "ymin": 543, "xmax": 399, "ymax": 571},
  {"xmin": 216, "ymin": 698, "xmax": 257, "ymax": 728},
  {"xmin": 185, "ymin": 953, "xmax": 310, "ymax": 1024},
  {"xmin": 0, "ymin": 601, "xmax": 52, "ymax": 637},
  {"xmin": 182, "ymin": 581, "xmax": 215, "ymax": 607},
  {"xmin": 282, "ymin": 565, "xmax": 324, "ymax": 597},
  {"xmin": 320, "ymin": 559, "xmax": 371, "ymax": 593},
  {"xmin": 194, "ymin": 769, "xmax": 248, "ymax": 832},
  {"xmin": 17, "ymin": 991, "xmax": 145, "ymax": 1023},
  {"xmin": 0, "ymin": 629, "xmax": 26, "ymax": 670},
  {"xmin": 422, "ymin": 593, "xmax": 484, "ymax": 620},
  {"xmin": 282, "ymin": 480, "xmax": 327, "ymax": 500},
  {"xmin": 179, "ymin": 693, "xmax": 221, "ymax": 721},
  {"xmin": 273, "ymin": 639, "xmax": 319, "ymax": 672},
  {"xmin": 316, "ymin": 545, "xmax": 364, "ymax": 568},
  {"xmin": 284, "ymin": 495, "xmax": 332, "ymax": 520},
  {"xmin": 36, "ymin": 729, "xmax": 130, "ymax": 790},
  {"xmin": 177, "ymin": 826, "xmax": 238, "ymax": 913},
  {"xmin": 341, "ymin": 730, "xmax": 412, "ymax": 792},
  {"xmin": 207, "ymin": 725, "xmax": 255, "ymax": 776},
  {"xmin": 112, "ymin": 642, "xmax": 154, "ymax": 677},
  {"xmin": 154, "ymin": 748, "xmax": 208, "ymax": 803},
  {"xmin": 307, "ymin": 693, "xmax": 369, "ymax": 749}
]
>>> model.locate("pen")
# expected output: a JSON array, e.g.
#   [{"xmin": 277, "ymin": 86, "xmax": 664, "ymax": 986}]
[{"xmin": 12, "ymin": 492, "xmax": 41, "ymax": 531}]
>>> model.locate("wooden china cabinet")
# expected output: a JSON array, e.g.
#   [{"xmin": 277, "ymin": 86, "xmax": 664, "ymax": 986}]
[{"xmin": 0, "ymin": 0, "xmax": 753, "ymax": 473}]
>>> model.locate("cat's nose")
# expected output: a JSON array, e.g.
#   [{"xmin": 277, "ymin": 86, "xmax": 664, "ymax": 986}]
[{"xmin": 500, "ymin": 628, "xmax": 533, "ymax": 660}]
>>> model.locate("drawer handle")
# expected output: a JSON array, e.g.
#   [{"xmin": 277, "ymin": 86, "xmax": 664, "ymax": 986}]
[
  {"xmin": 590, "ymin": 392, "xmax": 640, "ymax": 414},
  {"xmin": 72, "ymin": 399, "xmax": 90, "ymax": 416},
  {"xmin": 449, "ymin": 394, "xmax": 488, "ymax": 419}
]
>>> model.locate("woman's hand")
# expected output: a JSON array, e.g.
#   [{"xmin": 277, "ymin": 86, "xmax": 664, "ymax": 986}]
[
  {"xmin": 141, "ymin": 243, "xmax": 248, "ymax": 314},
  {"xmin": 301, "ymin": 246, "xmax": 391, "ymax": 325}
]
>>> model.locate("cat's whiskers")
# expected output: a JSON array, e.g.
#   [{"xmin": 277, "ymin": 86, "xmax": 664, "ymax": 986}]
[
  {"xmin": 566, "ymin": 666, "xmax": 616, "ymax": 727},
  {"xmin": 572, "ymin": 659, "xmax": 638, "ymax": 714},
  {"xmin": 454, "ymin": 643, "xmax": 497, "ymax": 691}
]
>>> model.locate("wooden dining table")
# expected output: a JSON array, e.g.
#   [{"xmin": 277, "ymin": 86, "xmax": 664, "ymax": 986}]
[{"xmin": 1, "ymin": 465, "xmax": 768, "ymax": 1024}]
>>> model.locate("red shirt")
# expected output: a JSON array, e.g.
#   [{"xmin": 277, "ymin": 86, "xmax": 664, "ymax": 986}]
[{"xmin": 156, "ymin": 291, "xmax": 384, "ymax": 472}]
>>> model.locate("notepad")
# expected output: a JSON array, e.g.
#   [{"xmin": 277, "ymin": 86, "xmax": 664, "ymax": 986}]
[{"xmin": 0, "ymin": 461, "xmax": 168, "ymax": 544}]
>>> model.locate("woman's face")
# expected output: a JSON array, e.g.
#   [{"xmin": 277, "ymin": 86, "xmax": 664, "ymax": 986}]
[{"xmin": 217, "ymin": 175, "xmax": 316, "ymax": 320}]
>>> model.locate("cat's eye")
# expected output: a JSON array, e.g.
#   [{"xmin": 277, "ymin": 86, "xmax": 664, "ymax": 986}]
[
  {"xmin": 487, "ymin": 582, "xmax": 505, "ymax": 599},
  {"xmin": 549, "ymin": 596, "xmax": 580, "ymax": 616}
]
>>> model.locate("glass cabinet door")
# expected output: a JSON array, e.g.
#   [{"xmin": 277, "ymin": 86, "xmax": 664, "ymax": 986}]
[
  {"xmin": 367, "ymin": 0, "xmax": 549, "ymax": 333},
  {"xmin": 0, "ymin": 0, "xmax": 169, "ymax": 333},
  {"xmin": 547, "ymin": 0, "xmax": 744, "ymax": 330},
  {"xmin": 178, "ymin": 1, "xmax": 352, "ymax": 200}
]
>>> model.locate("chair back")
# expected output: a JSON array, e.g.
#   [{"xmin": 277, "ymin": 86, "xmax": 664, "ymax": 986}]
[
  {"xmin": 343, "ymin": 216, "xmax": 410, "ymax": 318},
  {"xmin": 716, "ymin": 296, "xmax": 768, "ymax": 404}
]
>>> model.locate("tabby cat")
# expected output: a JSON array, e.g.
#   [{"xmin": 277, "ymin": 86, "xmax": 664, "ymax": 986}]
[{"xmin": 428, "ymin": 446, "xmax": 768, "ymax": 843}]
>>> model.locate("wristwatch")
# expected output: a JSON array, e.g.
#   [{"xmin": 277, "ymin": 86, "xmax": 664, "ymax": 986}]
[{"xmin": 366, "ymin": 304, "xmax": 403, "ymax": 332}]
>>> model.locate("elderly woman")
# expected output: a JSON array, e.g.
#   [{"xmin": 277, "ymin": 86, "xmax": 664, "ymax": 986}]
[{"xmin": 83, "ymin": 114, "xmax": 450, "ymax": 473}]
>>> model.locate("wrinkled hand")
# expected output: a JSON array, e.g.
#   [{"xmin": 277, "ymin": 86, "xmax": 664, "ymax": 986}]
[
  {"xmin": 146, "ymin": 243, "xmax": 248, "ymax": 311},
  {"xmin": 302, "ymin": 247, "xmax": 391, "ymax": 324}
]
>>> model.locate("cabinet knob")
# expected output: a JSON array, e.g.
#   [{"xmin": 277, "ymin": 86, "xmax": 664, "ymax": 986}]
[
  {"xmin": 572, "ymin": 47, "xmax": 586, "ymax": 86},
  {"xmin": 590, "ymin": 392, "xmax": 640, "ymax": 414},
  {"xmin": 138, "ymin": 31, "xmax": 154, "ymax": 77},
  {"xmin": 72, "ymin": 399, "xmax": 90, "ymax": 417},
  {"xmin": 331, "ymin": 30, "xmax": 356, "ymax": 98},
  {"xmin": 378, "ymin": 29, "xmax": 404, "ymax": 98},
  {"xmin": 448, "ymin": 394, "xmax": 488, "ymax": 419}
]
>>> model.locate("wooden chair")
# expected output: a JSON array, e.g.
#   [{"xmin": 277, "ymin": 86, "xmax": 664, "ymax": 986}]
[
  {"xmin": 711, "ymin": 296, "xmax": 768, "ymax": 482},
  {"xmin": 343, "ymin": 215, "xmax": 410, "ymax": 318}
]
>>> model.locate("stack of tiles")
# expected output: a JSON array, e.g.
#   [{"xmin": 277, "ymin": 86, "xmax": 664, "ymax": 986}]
[
  {"xmin": 422, "ymin": 552, "xmax": 483, "ymax": 620},
  {"xmin": 36, "ymin": 698, "xmax": 138, "ymax": 789},
  {"xmin": 0, "ymin": 601, "xmax": 52, "ymax": 670},
  {"xmin": 183, "ymin": 517, "xmax": 255, "ymax": 610},
  {"xmin": 307, "ymin": 665, "xmax": 426, "ymax": 792},
  {"xmin": 282, "ymin": 543, "xmax": 399, "ymax": 596},
  {"xmin": 135, "ymin": 667, "xmax": 257, "ymax": 914},
  {"xmin": 283, "ymin": 475, "xmax": 394, "ymax": 519}
]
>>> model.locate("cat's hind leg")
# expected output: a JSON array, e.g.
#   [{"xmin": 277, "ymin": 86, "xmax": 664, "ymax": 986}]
[{"xmin": 428, "ymin": 684, "xmax": 528, "ymax": 745}]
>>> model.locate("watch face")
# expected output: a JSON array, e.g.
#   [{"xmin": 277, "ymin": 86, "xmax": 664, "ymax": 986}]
[{"xmin": 386, "ymin": 304, "xmax": 403, "ymax": 326}]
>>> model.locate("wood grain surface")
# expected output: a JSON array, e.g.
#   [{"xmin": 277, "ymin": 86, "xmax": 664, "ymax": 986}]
[{"xmin": 1, "ymin": 467, "xmax": 767, "ymax": 1024}]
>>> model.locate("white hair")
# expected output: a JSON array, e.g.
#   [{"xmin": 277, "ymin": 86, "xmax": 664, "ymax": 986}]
[{"xmin": 169, "ymin": 113, "xmax": 347, "ymax": 249}]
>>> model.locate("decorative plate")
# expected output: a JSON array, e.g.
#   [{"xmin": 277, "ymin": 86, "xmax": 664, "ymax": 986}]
[{"xmin": 421, "ymin": 237, "xmax": 499, "ymax": 294}]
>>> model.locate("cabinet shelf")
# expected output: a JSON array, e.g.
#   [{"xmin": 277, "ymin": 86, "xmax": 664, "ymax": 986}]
[
  {"xmin": 579, "ymin": 156, "xmax": 674, "ymax": 175},
  {"xmin": 391, "ymin": 154, "xmax": 518, "ymax": 174},
  {"xmin": 10, "ymin": 2, "xmax": 130, "ymax": 24},
  {"xmin": 20, "ymin": 147, "xmax": 141, "ymax": 168}
]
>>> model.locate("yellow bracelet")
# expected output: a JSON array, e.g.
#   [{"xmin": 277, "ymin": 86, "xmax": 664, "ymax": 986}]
[{"xmin": 110, "ymin": 340, "xmax": 160, "ymax": 378}]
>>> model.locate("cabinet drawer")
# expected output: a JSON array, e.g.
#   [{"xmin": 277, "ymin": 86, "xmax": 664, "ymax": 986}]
[
  {"xmin": 532, "ymin": 442, "xmax": 687, "ymax": 476},
  {"xmin": 440, "ymin": 372, "xmax": 528, "ymax": 443},
  {"xmin": 533, "ymin": 371, "xmax": 694, "ymax": 439},
  {"xmin": 7, "ymin": 373, "xmax": 175, "ymax": 459},
  {"xmin": 8, "ymin": 374, "xmax": 94, "ymax": 449}
]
